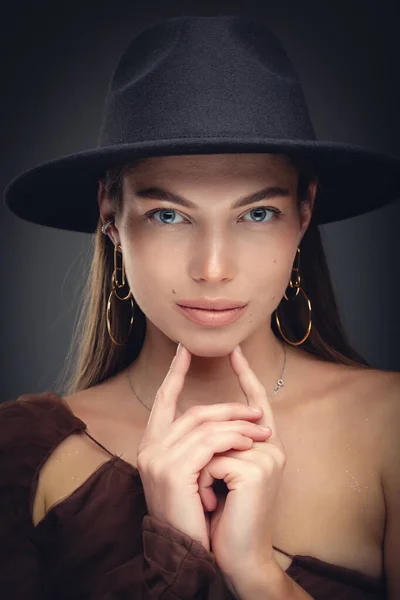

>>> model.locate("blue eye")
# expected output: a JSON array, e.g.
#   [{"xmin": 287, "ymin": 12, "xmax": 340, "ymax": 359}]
[
  {"xmin": 241, "ymin": 207, "xmax": 279, "ymax": 223},
  {"xmin": 146, "ymin": 209, "xmax": 185, "ymax": 224}
]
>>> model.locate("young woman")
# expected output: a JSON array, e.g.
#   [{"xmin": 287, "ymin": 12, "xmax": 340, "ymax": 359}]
[{"xmin": 1, "ymin": 14, "xmax": 400, "ymax": 600}]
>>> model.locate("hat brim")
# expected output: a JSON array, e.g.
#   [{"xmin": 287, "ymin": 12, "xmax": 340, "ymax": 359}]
[{"xmin": 4, "ymin": 137, "xmax": 400, "ymax": 232}]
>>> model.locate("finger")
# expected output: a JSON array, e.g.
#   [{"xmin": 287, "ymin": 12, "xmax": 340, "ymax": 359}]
[
  {"xmin": 200, "ymin": 455, "xmax": 248, "ymax": 489},
  {"xmin": 164, "ymin": 408, "xmax": 267, "ymax": 449},
  {"xmin": 198, "ymin": 436, "xmax": 253, "ymax": 510},
  {"xmin": 143, "ymin": 343, "xmax": 191, "ymax": 441},
  {"xmin": 199, "ymin": 481, "xmax": 218, "ymax": 513},
  {"xmin": 229, "ymin": 346, "xmax": 278, "ymax": 440}
]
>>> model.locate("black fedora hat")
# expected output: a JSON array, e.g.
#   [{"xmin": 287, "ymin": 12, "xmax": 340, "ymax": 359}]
[{"xmin": 4, "ymin": 14, "xmax": 400, "ymax": 233}]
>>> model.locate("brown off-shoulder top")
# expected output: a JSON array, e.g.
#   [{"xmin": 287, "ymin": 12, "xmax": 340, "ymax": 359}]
[{"xmin": 0, "ymin": 392, "xmax": 387, "ymax": 599}]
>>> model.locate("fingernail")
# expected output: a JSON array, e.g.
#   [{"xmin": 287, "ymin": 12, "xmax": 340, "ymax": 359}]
[
  {"xmin": 176, "ymin": 343, "xmax": 184, "ymax": 356},
  {"xmin": 249, "ymin": 406, "xmax": 263, "ymax": 413},
  {"xmin": 235, "ymin": 345, "xmax": 243, "ymax": 354}
]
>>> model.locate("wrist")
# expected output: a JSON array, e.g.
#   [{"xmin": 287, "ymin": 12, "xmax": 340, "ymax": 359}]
[
  {"xmin": 226, "ymin": 555, "xmax": 315, "ymax": 600},
  {"xmin": 226, "ymin": 556, "xmax": 286, "ymax": 599}
]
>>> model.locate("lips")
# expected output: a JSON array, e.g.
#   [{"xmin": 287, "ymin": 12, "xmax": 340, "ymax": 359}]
[
  {"xmin": 177, "ymin": 298, "xmax": 247, "ymax": 310},
  {"xmin": 176, "ymin": 304, "xmax": 248, "ymax": 327}
]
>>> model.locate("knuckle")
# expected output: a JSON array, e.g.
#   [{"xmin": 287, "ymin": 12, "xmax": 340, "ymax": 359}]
[
  {"xmin": 154, "ymin": 388, "xmax": 166, "ymax": 402},
  {"xmin": 273, "ymin": 442, "xmax": 287, "ymax": 464},
  {"xmin": 155, "ymin": 388, "xmax": 174, "ymax": 408},
  {"xmin": 248, "ymin": 463, "xmax": 265, "ymax": 481},
  {"xmin": 266, "ymin": 449, "xmax": 286, "ymax": 470},
  {"xmin": 136, "ymin": 453, "xmax": 147, "ymax": 472},
  {"xmin": 197, "ymin": 420, "xmax": 217, "ymax": 437},
  {"xmin": 137, "ymin": 447, "xmax": 165, "ymax": 476},
  {"xmin": 150, "ymin": 456, "xmax": 166, "ymax": 480},
  {"xmin": 262, "ymin": 454, "xmax": 276, "ymax": 471},
  {"xmin": 277, "ymin": 450, "xmax": 287, "ymax": 467},
  {"xmin": 185, "ymin": 404, "xmax": 202, "ymax": 418},
  {"xmin": 136, "ymin": 447, "xmax": 150, "ymax": 470}
]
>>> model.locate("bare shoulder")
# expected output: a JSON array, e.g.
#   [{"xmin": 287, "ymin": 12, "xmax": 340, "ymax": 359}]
[
  {"xmin": 291, "ymin": 349, "xmax": 400, "ymax": 436},
  {"xmin": 303, "ymin": 349, "xmax": 400, "ymax": 406},
  {"xmin": 341, "ymin": 363, "xmax": 400, "ymax": 417},
  {"xmin": 62, "ymin": 370, "xmax": 130, "ymax": 421},
  {"xmin": 60, "ymin": 370, "xmax": 147, "ymax": 460},
  {"xmin": 358, "ymin": 366, "xmax": 400, "ymax": 465},
  {"xmin": 322, "ymin": 360, "xmax": 400, "ymax": 457}
]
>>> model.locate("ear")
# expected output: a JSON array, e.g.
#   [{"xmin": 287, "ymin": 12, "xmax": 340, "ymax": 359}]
[
  {"xmin": 97, "ymin": 180, "xmax": 120, "ymax": 245},
  {"xmin": 298, "ymin": 180, "xmax": 317, "ymax": 242}
]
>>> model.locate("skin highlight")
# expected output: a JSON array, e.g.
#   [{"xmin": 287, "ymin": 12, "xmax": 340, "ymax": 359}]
[{"xmin": 98, "ymin": 153, "xmax": 317, "ymax": 417}]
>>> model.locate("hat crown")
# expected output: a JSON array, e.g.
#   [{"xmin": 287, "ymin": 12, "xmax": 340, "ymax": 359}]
[
  {"xmin": 7, "ymin": 14, "xmax": 400, "ymax": 233},
  {"xmin": 98, "ymin": 15, "xmax": 316, "ymax": 148}
]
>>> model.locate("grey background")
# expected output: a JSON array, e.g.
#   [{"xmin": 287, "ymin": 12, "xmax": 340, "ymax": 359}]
[{"xmin": 1, "ymin": 0, "xmax": 400, "ymax": 402}]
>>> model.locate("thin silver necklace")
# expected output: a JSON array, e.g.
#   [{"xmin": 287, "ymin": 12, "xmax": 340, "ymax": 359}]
[{"xmin": 127, "ymin": 342, "xmax": 287, "ymax": 411}]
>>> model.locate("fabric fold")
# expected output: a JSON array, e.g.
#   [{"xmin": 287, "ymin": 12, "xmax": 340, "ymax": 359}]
[{"xmin": 90, "ymin": 515, "xmax": 217, "ymax": 599}]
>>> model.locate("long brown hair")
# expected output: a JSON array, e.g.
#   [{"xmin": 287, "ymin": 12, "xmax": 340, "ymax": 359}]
[{"xmin": 56, "ymin": 154, "xmax": 370, "ymax": 397}]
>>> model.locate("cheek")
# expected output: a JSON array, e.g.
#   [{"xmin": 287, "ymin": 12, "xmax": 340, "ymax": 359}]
[
  {"xmin": 122, "ymin": 243, "xmax": 182, "ymax": 305},
  {"xmin": 247, "ymin": 255, "xmax": 294, "ymax": 309}
]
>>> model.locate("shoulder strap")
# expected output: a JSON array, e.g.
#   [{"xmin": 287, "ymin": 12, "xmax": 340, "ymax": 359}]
[
  {"xmin": 272, "ymin": 544, "xmax": 295, "ymax": 559},
  {"xmin": 83, "ymin": 430, "xmax": 116, "ymax": 458}
]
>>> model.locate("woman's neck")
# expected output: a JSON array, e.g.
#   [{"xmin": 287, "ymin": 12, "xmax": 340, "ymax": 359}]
[{"xmin": 127, "ymin": 325, "xmax": 293, "ymax": 416}]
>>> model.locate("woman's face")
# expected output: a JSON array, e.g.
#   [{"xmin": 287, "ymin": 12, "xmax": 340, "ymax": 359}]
[{"xmin": 101, "ymin": 153, "xmax": 316, "ymax": 356}]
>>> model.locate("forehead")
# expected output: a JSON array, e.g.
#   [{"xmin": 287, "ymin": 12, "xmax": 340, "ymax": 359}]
[{"xmin": 126, "ymin": 153, "xmax": 295, "ymax": 181}]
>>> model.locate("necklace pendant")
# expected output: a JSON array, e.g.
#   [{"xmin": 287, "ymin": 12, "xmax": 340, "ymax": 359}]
[{"xmin": 273, "ymin": 379, "xmax": 285, "ymax": 395}]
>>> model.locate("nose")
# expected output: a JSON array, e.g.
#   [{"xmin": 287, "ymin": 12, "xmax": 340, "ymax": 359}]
[{"xmin": 188, "ymin": 228, "xmax": 236, "ymax": 284}]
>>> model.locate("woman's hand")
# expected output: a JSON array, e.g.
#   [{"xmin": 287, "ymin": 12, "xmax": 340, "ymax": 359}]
[
  {"xmin": 198, "ymin": 346, "xmax": 286, "ymax": 579},
  {"xmin": 136, "ymin": 343, "xmax": 270, "ymax": 552}
]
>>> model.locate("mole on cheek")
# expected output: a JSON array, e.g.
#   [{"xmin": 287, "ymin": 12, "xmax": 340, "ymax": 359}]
[{"xmin": 172, "ymin": 289, "xmax": 176, "ymax": 294}]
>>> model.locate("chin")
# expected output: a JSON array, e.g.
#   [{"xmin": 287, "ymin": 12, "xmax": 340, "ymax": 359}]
[{"xmin": 178, "ymin": 338, "xmax": 240, "ymax": 358}]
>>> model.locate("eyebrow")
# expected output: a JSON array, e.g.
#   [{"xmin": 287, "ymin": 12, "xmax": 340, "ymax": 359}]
[{"xmin": 133, "ymin": 185, "xmax": 290, "ymax": 210}]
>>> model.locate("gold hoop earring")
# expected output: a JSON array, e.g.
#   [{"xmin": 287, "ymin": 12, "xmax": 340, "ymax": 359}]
[
  {"xmin": 106, "ymin": 244, "xmax": 134, "ymax": 346},
  {"xmin": 274, "ymin": 246, "xmax": 312, "ymax": 346}
]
